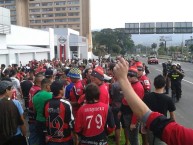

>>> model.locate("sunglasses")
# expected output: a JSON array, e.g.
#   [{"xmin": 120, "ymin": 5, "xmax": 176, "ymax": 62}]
[
  {"xmin": 137, "ymin": 67, "xmax": 144, "ymax": 71},
  {"xmin": 127, "ymin": 71, "xmax": 137, "ymax": 77}
]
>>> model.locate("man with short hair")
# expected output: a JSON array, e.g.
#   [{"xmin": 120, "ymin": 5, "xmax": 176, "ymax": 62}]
[
  {"xmin": 0, "ymin": 81, "xmax": 27, "ymax": 145},
  {"xmin": 110, "ymin": 77, "xmax": 123, "ymax": 145},
  {"xmin": 44, "ymin": 80, "xmax": 74, "ymax": 145},
  {"xmin": 68, "ymin": 68, "xmax": 85, "ymax": 117},
  {"xmin": 28, "ymin": 73, "xmax": 44, "ymax": 145},
  {"xmin": 135, "ymin": 61, "xmax": 151, "ymax": 93},
  {"xmin": 75, "ymin": 83, "xmax": 115, "ymax": 145},
  {"xmin": 33, "ymin": 78, "xmax": 52, "ymax": 145},
  {"xmin": 91, "ymin": 66, "xmax": 109, "ymax": 104},
  {"xmin": 121, "ymin": 66, "xmax": 144, "ymax": 145},
  {"xmin": 143, "ymin": 74, "xmax": 176, "ymax": 145},
  {"xmin": 10, "ymin": 69, "xmax": 24, "ymax": 107},
  {"xmin": 135, "ymin": 61, "xmax": 151, "ymax": 145},
  {"xmin": 45, "ymin": 68, "xmax": 54, "ymax": 82}
]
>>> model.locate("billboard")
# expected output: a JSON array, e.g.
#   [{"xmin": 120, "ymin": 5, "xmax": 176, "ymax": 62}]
[
  {"xmin": 156, "ymin": 22, "xmax": 173, "ymax": 34},
  {"xmin": 140, "ymin": 23, "xmax": 155, "ymax": 34},
  {"xmin": 125, "ymin": 22, "xmax": 193, "ymax": 34},
  {"xmin": 160, "ymin": 36, "xmax": 172, "ymax": 41},
  {"xmin": 174, "ymin": 22, "xmax": 192, "ymax": 33},
  {"xmin": 125, "ymin": 23, "xmax": 139, "ymax": 34}
]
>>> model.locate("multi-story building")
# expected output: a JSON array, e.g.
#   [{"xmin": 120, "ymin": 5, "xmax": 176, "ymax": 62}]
[{"xmin": 0, "ymin": 0, "xmax": 92, "ymax": 51}]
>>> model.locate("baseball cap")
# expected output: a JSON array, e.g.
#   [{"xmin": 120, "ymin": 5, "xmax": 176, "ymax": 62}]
[
  {"xmin": 91, "ymin": 66, "xmax": 104, "ymax": 81},
  {"xmin": 0, "ymin": 81, "xmax": 13, "ymax": 94},
  {"xmin": 104, "ymin": 74, "xmax": 112, "ymax": 81},
  {"xmin": 45, "ymin": 69, "xmax": 53, "ymax": 76},
  {"xmin": 135, "ymin": 61, "xmax": 144, "ymax": 71},
  {"xmin": 67, "ymin": 68, "xmax": 81, "ymax": 79},
  {"xmin": 128, "ymin": 66, "xmax": 138, "ymax": 77}
]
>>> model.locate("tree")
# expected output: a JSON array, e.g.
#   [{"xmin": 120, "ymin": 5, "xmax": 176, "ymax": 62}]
[
  {"xmin": 92, "ymin": 28, "xmax": 134, "ymax": 56},
  {"xmin": 151, "ymin": 43, "xmax": 157, "ymax": 54},
  {"xmin": 189, "ymin": 44, "xmax": 193, "ymax": 54},
  {"xmin": 159, "ymin": 42, "xmax": 165, "ymax": 48},
  {"xmin": 151, "ymin": 43, "xmax": 157, "ymax": 49}
]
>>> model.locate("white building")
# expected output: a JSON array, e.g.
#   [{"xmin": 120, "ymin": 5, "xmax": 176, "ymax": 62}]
[{"xmin": 0, "ymin": 7, "xmax": 91, "ymax": 66}]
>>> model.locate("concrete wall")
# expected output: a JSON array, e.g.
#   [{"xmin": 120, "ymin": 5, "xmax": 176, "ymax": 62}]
[
  {"xmin": 0, "ymin": 34, "xmax": 6, "ymax": 49},
  {"xmin": 0, "ymin": 54, "xmax": 8, "ymax": 65},
  {"xmin": 6, "ymin": 25, "xmax": 50, "ymax": 46}
]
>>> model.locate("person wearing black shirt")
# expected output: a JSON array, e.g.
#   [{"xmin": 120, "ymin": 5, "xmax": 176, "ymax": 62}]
[{"xmin": 143, "ymin": 75, "xmax": 176, "ymax": 145}]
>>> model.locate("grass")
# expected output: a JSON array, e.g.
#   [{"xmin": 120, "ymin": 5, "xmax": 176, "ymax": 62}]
[{"xmin": 108, "ymin": 128, "xmax": 142, "ymax": 145}]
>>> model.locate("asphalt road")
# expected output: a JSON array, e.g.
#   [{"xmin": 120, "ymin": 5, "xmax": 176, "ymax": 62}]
[{"xmin": 140, "ymin": 57, "xmax": 193, "ymax": 129}]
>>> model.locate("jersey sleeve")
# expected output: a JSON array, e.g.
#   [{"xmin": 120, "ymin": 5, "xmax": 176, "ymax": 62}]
[
  {"xmin": 74, "ymin": 108, "xmax": 83, "ymax": 134},
  {"xmin": 65, "ymin": 103, "xmax": 74, "ymax": 130},
  {"xmin": 146, "ymin": 112, "xmax": 193, "ymax": 145}
]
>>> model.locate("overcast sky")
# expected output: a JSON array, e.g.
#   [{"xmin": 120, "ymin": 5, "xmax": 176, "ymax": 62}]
[{"xmin": 91, "ymin": 0, "xmax": 193, "ymax": 30}]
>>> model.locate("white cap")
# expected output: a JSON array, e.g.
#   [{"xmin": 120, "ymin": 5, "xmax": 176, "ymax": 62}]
[{"xmin": 104, "ymin": 74, "xmax": 112, "ymax": 81}]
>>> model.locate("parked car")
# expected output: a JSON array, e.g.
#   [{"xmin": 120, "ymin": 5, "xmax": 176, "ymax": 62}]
[{"xmin": 148, "ymin": 56, "xmax": 158, "ymax": 64}]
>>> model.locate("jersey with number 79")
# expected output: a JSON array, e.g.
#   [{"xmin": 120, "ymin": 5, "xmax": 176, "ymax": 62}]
[{"xmin": 75, "ymin": 102, "xmax": 115, "ymax": 144}]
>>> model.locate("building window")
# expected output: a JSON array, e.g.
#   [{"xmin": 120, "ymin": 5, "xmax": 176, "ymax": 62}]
[
  {"xmin": 42, "ymin": 8, "xmax": 53, "ymax": 12},
  {"xmin": 42, "ymin": 25, "xmax": 54, "ymax": 29},
  {"xmin": 55, "ymin": 19, "xmax": 67, "ymax": 22},
  {"xmin": 42, "ymin": 14, "xmax": 53, "ymax": 18},
  {"xmin": 11, "ymin": 17, "xmax": 16, "ymax": 21},
  {"xmin": 30, "ymin": 20, "xmax": 41, "ymax": 23},
  {"xmin": 5, "ymin": 5, "xmax": 16, "ymax": 9},
  {"xmin": 55, "ymin": 1, "xmax": 66, "ymax": 5},
  {"xmin": 42, "ymin": 19, "xmax": 54, "ymax": 23},
  {"xmin": 68, "ymin": 12, "xmax": 79, "ymax": 16},
  {"xmin": 4, "ymin": 0, "xmax": 14, "ymax": 4},
  {"xmin": 67, "ymin": 7, "xmax": 79, "ymax": 11},
  {"xmin": 10, "ymin": 11, "xmax": 16, "ymax": 15},
  {"xmin": 55, "ymin": 7, "xmax": 66, "ymax": 11},
  {"xmin": 11, "ymin": 21, "xmax": 17, "ymax": 25},
  {"xmin": 68, "ymin": 18, "xmax": 80, "ymax": 22},
  {"xmin": 29, "ymin": 3, "xmax": 40, "ymax": 7},
  {"xmin": 42, "ymin": 2, "xmax": 53, "ymax": 6},
  {"xmin": 30, "ymin": 9, "xmax": 41, "ymax": 13},
  {"xmin": 30, "ymin": 14, "xmax": 41, "ymax": 18},
  {"xmin": 55, "ymin": 13, "xmax": 66, "ymax": 17},
  {"xmin": 55, "ymin": 25, "xmax": 66, "ymax": 28},
  {"xmin": 67, "ymin": 0, "xmax": 79, "ymax": 5}
]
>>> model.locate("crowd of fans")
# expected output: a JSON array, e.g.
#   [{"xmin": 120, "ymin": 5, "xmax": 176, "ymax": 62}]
[{"xmin": 0, "ymin": 57, "xmax": 190, "ymax": 145}]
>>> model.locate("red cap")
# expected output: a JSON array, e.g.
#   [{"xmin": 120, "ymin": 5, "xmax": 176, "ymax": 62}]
[
  {"xmin": 129, "ymin": 66, "xmax": 138, "ymax": 73},
  {"xmin": 91, "ymin": 66, "xmax": 104, "ymax": 81},
  {"xmin": 135, "ymin": 61, "xmax": 143, "ymax": 68}
]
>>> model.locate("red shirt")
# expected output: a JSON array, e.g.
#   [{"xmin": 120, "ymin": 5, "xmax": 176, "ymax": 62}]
[
  {"xmin": 146, "ymin": 112, "xmax": 193, "ymax": 145},
  {"xmin": 139, "ymin": 75, "xmax": 151, "ymax": 92},
  {"xmin": 69, "ymin": 80, "xmax": 84, "ymax": 116},
  {"xmin": 99, "ymin": 83, "xmax": 109, "ymax": 105},
  {"xmin": 122, "ymin": 81, "xmax": 144, "ymax": 124},
  {"xmin": 75, "ymin": 102, "xmax": 115, "ymax": 144},
  {"xmin": 28, "ymin": 85, "xmax": 41, "ymax": 108}
]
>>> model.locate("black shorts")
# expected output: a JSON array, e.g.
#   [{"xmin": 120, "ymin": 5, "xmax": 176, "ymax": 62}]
[{"xmin": 112, "ymin": 107, "xmax": 121, "ymax": 129}]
